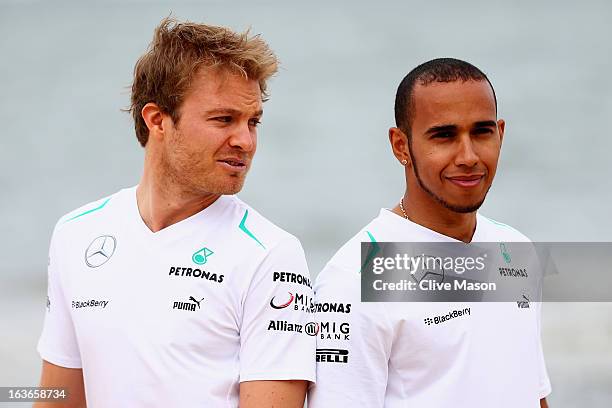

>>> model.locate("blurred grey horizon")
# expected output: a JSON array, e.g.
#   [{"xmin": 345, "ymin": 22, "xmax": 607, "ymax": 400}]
[{"xmin": 1, "ymin": 0, "xmax": 611, "ymax": 406}]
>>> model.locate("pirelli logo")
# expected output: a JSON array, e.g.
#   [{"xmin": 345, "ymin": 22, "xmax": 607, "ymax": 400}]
[{"xmin": 316, "ymin": 348, "xmax": 349, "ymax": 363}]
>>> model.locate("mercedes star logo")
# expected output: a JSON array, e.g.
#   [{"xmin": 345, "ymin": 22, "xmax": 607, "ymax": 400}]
[{"xmin": 85, "ymin": 235, "xmax": 117, "ymax": 268}]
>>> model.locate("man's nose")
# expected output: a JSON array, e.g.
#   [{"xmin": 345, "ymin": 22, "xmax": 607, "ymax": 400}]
[
  {"xmin": 454, "ymin": 134, "xmax": 479, "ymax": 167},
  {"xmin": 228, "ymin": 122, "xmax": 256, "ymax": 152}
]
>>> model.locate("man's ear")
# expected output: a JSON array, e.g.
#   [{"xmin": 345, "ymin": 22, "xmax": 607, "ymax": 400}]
[
  {"xmin": 497, "ymin": 119, "xmax": 505, "ymax": 145},
  {"xmin": 389, "ymin": 127, "xmax": 411, "ymax": 167},
  {"xmin": 141, "ymin": 103, "xmax": 168, "ymax": 143}
]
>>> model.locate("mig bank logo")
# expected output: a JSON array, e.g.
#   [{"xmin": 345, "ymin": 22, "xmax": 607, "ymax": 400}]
[
  {"xmin": 85, "ymin": 235, "xmax": 116, "ymax": 268},
  {"xmin": 270, "ymin": 292, "xmax": 295, "ymax": 309},
  {"xmin": 192, "ymin": 247, "xmax": 214, "ymax": 265}
]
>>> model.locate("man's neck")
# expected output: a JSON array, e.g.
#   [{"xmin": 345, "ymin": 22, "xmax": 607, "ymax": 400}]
[
  {"xmin": 136, "ymin": 170, "xmax": 220, "ymax": 233},
  {"xmin": 393, "ymin": 193, "xmax": 477, "ymax": 243}
]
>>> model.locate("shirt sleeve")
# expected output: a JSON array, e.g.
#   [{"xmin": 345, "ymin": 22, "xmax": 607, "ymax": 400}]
[
  {"xmin": 37, "ymin": 224, "xmax": 82, "ymax": 368},
  {"xmin": 239, "ymin": 236, "xmax": 316, "ymax": 383},
  {"xmin": 535, "ymin": 301, "xmax": 552, "ymax": 399},
  {"xmin": 308, "ymin": 264, "xmax": 393, "ymax": 408}
]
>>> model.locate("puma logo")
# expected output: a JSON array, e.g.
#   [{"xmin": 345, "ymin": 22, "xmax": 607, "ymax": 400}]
[
  {"xmin": 173, "ymin": 296, "xmax": 205, "ymax": 312},
  {"xmin": 189, "ymin": 296, "xmax": 205, "ymax": 309}
]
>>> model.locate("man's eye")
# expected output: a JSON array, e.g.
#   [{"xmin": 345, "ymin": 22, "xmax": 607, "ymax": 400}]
[
  {"xmin": 433, "ymin": 132, "xmax": 454, "ymax": 139},
  {"xmin": 473, "ymin": 128, "xmax": 494, "ymax": 135},
  {"xmin": 213, "ymin": 116, "xmax": 232, "ymax": 123},
  {"xmin": 249, "ymin": 119, "xmax": 262, "ymax": 127}
]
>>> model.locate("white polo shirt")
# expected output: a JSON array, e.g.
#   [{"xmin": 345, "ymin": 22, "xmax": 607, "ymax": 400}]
[
  {"xmin": 38, "ymin": 186, "xmax": 316, "ymax": 407},
  {"xmin": 308, "ymin": 209, "xmax": 551, "ymax": 408}
]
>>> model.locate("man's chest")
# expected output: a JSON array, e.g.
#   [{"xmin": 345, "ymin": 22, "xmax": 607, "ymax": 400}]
[{"xmin": 60, "ymin": 231, "xmax": 250, "ymax": 358}]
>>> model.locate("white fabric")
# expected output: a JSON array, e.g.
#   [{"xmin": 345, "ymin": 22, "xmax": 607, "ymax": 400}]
[
  {"xmin": 38, "ymin": 186, "xmax": 315, "ymax": 407},
  {"xmin": 309, "ymin": 209, "xmax": 551, "ymax": 408}
]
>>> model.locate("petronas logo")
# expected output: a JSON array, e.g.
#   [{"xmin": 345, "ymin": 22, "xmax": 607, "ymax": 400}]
[
  {"xmin": 192, "ymin": 247, "xmax": 214, "ymax": 265},
  {"xmin": 500, "ymin": 243, "xmax": 511, "ymax": 264}
]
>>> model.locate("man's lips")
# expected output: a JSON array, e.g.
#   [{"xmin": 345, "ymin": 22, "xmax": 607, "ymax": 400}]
[
  {"xmin": 217, "ymin": 157, "xmax": 248, "ymax": 172},
  {"xmin": 446, "ymin": 174, "xmax": 484, "ymax": 188}
]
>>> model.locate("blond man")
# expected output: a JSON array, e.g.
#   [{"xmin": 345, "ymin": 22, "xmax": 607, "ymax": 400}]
[{"xmin": 36, "ymin": 18, "xmax": 315, "ymax": 408}]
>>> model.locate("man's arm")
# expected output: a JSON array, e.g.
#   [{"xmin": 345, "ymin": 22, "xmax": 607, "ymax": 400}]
[
  {"xmin": 239, "ymin": 380, "xmax": 307, "ymax": 408},
  {"xmin": 238, "ymin": 236, "xmax": 315, "ymax": 400},
  {"xmin": 540, "ymin": 397, "xmax": 549, "ymax": 408},
  {"xmin": 36, "ymin": 227, "xmax": 85, "ymax": 406},
  {"xmin": 33, "ymin": 360, "xmax": 86, "ymax": 408},
  {"xmin": 308, "ymin": 264, "xmax": 392, "ymax": 407}
]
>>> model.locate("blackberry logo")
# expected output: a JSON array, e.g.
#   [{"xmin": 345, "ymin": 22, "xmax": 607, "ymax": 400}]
[
  {"xmin": 72, "ymin": 299, "xmax": 109, "ymax": 309},
  {"xmin": 424, "ymin": 307, "xmax": 470, "ymax": 326}
]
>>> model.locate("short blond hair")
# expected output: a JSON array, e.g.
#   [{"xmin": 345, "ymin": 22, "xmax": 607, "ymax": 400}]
[{"xmin": 128, "ymin": 17, "xmax": 279, "ymax": 146}]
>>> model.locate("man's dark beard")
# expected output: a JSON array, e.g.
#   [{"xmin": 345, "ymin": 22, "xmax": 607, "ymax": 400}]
[{"xmin": 408, "ymin": 146, "xmax": 488, "ymax": 214}]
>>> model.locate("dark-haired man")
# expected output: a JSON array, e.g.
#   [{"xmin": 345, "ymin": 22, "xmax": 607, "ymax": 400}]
[
  {"xmin": 308, "ymin": 58, "xmax": 550, "ymax": 407},
  {"xmin": 36, "ymin": 18, "xmax": 314, "ymax": 408}
]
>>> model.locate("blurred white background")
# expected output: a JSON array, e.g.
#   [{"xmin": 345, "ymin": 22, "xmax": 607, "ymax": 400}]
[{"xmin": 1, "ymin": 0, "xmax": 611, "ymax": 406}]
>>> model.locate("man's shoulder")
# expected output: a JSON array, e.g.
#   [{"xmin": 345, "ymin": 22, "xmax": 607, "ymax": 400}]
[
  {"xmin": 315, "ymin": 217, "xmax": 381, "ymax": 290},
  {"xmin": 229, "ymin": 197, "xmax": 304, "ymax": 254},
  {"xmin": 477, "ymin": 214, "xmax": 532, "ymax": 242},
  {"xmin": 53, "ymin": 188, "xmax": 128, "ymax": 238}
]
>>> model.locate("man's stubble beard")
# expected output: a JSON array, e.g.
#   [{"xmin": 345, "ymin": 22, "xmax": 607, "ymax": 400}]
[
  {"xmin": 160, "ymin": 136, "xmax": 248, "ymax": 197},
  {"xmin": 407, "ymin": 142, "xmax": 489, "ymax": 214}
]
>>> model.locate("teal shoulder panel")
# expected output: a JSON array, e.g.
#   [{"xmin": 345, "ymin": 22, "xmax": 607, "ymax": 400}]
[
  {"xmin": 480, "ymin": 215, "xmax": 519, "ymax": 232},
  {"xmin": 239, "ymin": 209, "xmax": 266, "ymax": 249},
  {"xmin": 62, "ymin": 197, "xmax": 112, "ymax": 224},
  {"xmin": 360, "ymin": 230, "xmax": 380, "ymax": 273}
]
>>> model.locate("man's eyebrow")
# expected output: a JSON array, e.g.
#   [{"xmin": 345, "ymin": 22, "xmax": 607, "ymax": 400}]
[
  {"xmin": 204, "ymin": 108, "xmax": 263, "ymax": 117},
  {"xmin": 425, "ymin": 124, "xmax": 458, "ymax": 135},
  {"xmin": 473, "ymin": 120, "xmax": 497, "ymax": 128}
]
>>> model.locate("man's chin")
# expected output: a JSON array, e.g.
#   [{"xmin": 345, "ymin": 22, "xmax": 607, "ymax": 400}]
[
  {"xmin": 214, "ymin": 178, "xmax": 246, "ymax": 196},
  {"xmin": 440, "ymin": 198, "xmax": 486, "ymax": 214},
  {"xmin": 189, "ymin": 177, "xmax": 245, "ymax": 196},
  {"xmin": 222, "ymin": 185, "xmax": 244, "ymax": 195}
]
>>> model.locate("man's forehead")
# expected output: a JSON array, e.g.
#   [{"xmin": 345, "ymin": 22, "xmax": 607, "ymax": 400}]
[
  {"xmin": 412, "ymin": 80, "xmax": 496, "ymax": 123},
  {"xmin": 189, "ymin": 66, "xmax": 263, "ymax": 111}
]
